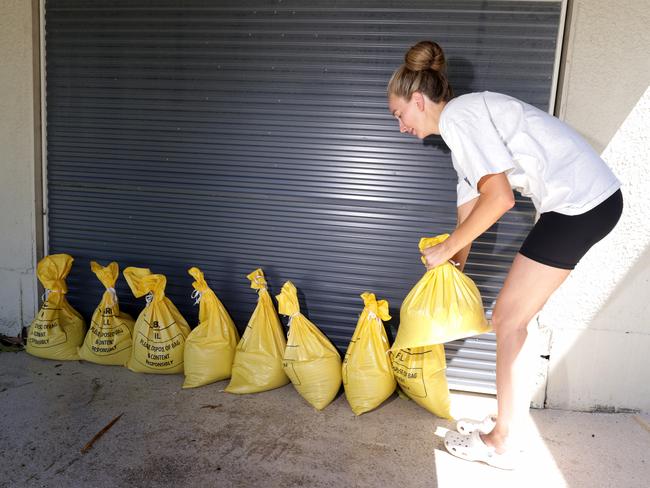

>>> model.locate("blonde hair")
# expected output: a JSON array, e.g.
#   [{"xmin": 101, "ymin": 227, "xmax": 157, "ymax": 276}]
[{"xmin": 387, "ymin": 41, "xmax": 453, "ymax": 102}]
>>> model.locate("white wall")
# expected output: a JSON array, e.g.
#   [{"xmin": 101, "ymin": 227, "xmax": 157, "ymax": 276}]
[
  {"xmin": 556, "ymin": 0, "xmax": 650, "ymax": 154},
  {"xmin": 0, "ymin": 0, "xmax": 41, "ymax": 337},
  {"xmin": 543, "ymin": 0, "xmax": 650, "ymax": 412}
]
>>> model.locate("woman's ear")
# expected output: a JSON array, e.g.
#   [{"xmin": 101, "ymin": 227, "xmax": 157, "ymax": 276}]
[{"xmin": 412, "ymin": 92, "xmax": 427, "ymax": 112}]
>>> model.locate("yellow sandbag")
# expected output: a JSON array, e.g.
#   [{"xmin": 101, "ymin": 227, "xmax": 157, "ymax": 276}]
[
  {"xmin": 392, "ymin": 234, "xmax": 490, "ymax": 350},
  {"xmin": 78, "ymin": 261, "xmax": 135, "ymax": 365},
  {"xmin": 342, "ymin": 292, "xmax": 396, "ymax": 415},
  {"xmin": 26, "ymin": 254, "xmax": 86, "ymax": 360},
  {"xmin": 225, "ymin": 269, "xmax": 289, "ymax": 394},
  {"xmin": 123, "ymin": 267, "xmax": 191, "ymax": 374},
  {"xmin": 390, "ymin": 346, "xmax": 451, "ymax": 418},
  {"xmin": 278, "ymin": 281, "xmax": 342, "ymax": 410},
  {"xmin": 182, "ymin": 267, "xmax": 240, "ymax": 389}
]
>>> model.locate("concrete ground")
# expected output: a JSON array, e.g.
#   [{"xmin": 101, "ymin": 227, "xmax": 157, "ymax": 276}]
[{"xmin": 1, "ymin": 351, "xmax": 648, "ymax": 488}]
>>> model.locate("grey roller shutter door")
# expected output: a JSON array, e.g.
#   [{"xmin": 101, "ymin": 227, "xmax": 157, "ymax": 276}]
[{"xmin": 45, "ymin": 0, "xmax": 562, "ymax": 394}]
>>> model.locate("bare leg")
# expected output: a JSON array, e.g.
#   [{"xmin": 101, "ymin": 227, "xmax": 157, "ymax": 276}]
[{"xmin": 482, "ymin": 253, "xmax": 571, "ymax": 453}]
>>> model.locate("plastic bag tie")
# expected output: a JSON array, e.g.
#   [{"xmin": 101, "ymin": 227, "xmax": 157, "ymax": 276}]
[
  {"xmin": 41, "ymin": 289, "xmax": 62, "ymax": 302},
  {"xmin": 106, "ymin": 287, "xmax": 118, "ymax": 306},
  {"xmin": 254, "ymin": 274, "xmax": 267, "ymax": 291},
  {"xmin": 191, "ymin": 289, "xmax": 203, "ymax": 305},
  {"xmin": 287, "ymin": 311, "xmax": 300, "ymax": 327}
]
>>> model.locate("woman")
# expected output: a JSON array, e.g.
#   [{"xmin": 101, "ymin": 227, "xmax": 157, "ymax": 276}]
[{"xmin": 387, "ymin": 41, "xmax": 623, "ymax": 469}]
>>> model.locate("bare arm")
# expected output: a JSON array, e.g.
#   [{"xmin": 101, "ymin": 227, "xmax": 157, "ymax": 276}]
[
  {"xmin": 451, "ymin": 197, "xmax": 479, "ymax": 271},
  {"xmin": 422, "ymin": 172, "xmax": 515, "ymax": 270}
]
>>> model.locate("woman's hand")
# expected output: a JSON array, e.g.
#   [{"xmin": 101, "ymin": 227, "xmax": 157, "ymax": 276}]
[{"xmin": 421, "ymin": 240, "xmax": 457, "ymax": 270}]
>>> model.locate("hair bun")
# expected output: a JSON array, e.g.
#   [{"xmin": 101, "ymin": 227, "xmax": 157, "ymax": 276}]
[{"xmin": 404, "ymin": 41, "xmax": 446, "ymax": 73}]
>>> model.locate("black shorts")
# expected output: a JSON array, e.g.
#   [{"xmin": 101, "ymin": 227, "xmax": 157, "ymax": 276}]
[{"xmin": 519, "ymin": 189, "xmax": 623, "ymax": 270}]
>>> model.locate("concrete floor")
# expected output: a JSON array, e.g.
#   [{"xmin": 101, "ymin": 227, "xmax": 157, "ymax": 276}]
[{"xmin": 1, "ymin": 351, "xmax": 648, "ymax": 488}]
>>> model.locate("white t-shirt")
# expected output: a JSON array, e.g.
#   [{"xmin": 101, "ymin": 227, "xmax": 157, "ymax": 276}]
[{"xmin": 438, "ymin": 91, "xmax": 621, "ymax": 215}]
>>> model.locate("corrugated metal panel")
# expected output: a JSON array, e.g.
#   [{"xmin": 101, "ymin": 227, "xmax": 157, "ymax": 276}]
[{"xmin": 44, "ymin": 0, "xmax": 562, "ymax": 394}]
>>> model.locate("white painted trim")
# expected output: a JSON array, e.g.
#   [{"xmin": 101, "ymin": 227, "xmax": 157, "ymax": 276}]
[
  {"xmin": 39, "ymin": 0, "xmax": 48, "ymax": 258},
  {"xmin": 548, "ymin": 0, "xmax": 569, "ymax": 115}
]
